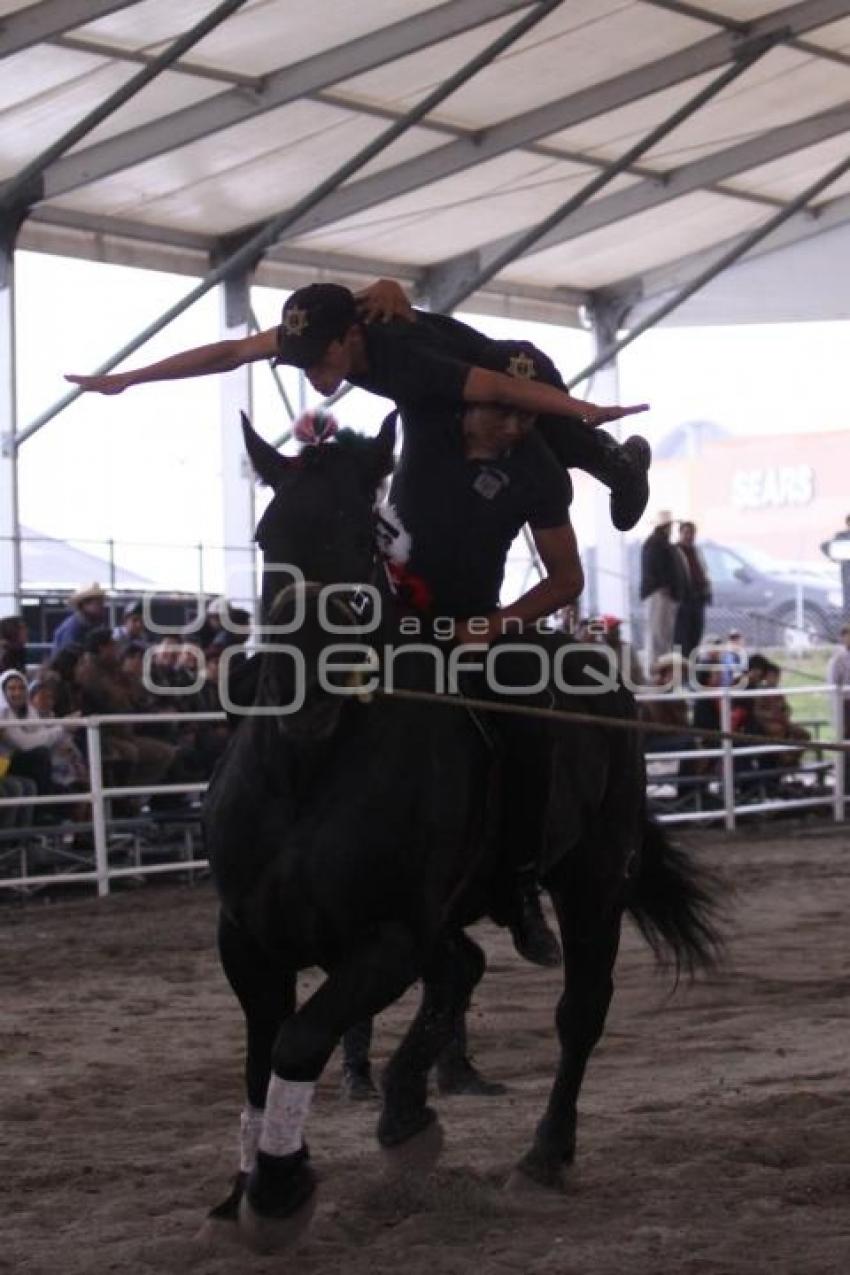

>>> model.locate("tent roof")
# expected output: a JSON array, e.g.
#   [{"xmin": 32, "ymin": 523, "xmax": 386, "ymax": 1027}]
[{"xmin": 4, "ymin": 0, "xmax": 850, "ymax": 325}]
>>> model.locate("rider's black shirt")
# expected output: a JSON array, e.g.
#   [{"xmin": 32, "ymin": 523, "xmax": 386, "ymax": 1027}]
[{"xmin": 383, "ymin": 407, "xmax": 570, "ymax": 619}]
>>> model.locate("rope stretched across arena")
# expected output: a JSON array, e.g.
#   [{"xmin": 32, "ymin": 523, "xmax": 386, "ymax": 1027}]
[{"xmin": 376, "ymin": 685, "xmax": 850, "ymax": 756}]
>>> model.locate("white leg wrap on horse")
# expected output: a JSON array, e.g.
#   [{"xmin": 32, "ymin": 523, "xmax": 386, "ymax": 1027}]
[
  {"xmin": 258, "ymin": 1077, "xmax": 315, "ymax": 1158},
  {"xmin": 239, "ymin": 1104, "xmax": 265, "ymax": 1173}
]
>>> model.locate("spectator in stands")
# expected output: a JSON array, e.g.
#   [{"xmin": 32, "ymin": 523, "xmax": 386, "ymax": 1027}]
[
  {"xmin": 176, "ymin": 642, "xmax": 204, "ymax": 690},
  {"xmin": 589, "ymin": 615, "xmax": 643, "ymax": 689},
  {"xmin": 112, "ymin": 601, "xmax": 149, "ymax": 655},
  {"xmin": 731, "ymin": 651, "xmax": 769, "ymax": 733},
  {"xmin": 119, "ymin": 640, "xmax": 147, "ymax": 687},
  {"xmin": 212, "ymin": 604, "xmax": 251, "ymax": 653},
  {"xmin": 0, "ymin": 669, "xmax": 71, "ymax": 802},
  {"xmin": 692, "ymin": 645, "xmax": 723, "ymax": 734},
  {"xmin": 673, "ymin": 521, "xmax": 712, "ymax": 658},
  {"xmin": 640, "ymin": 511, "xmax": 683, "ymax": 669},
  {"xmin": 752, "ymin": 659, "xmax": 811, "ymax": 777},
  {"xmin": 638, "ymin": 652, "xmax": 693, "ymax": 768},
  {"xmin": 28, "ymin": 679, "xmax": 88, "ymax": 819},
  {"xmin": 727, "ymin": 651, "xmax": 769, "ymax": 793},
  {"xmin": 189, "ymin": 597, "xmax": 249, "ymax": 653},
  {"xmin": 52, "ymin": 583, "xmax": 108, "ymax": 653},
  {"xmin": 0, "ymin": 615, "xmax": 28, "ymax": 675},
  {"xmin": 718, "ymin": 628, "xmax": 748, "ymax": 687},
  {"xmin": 76, "ymin": 628, "xmax": 177, "ymax": 805},
  {"xmin": 42, "ymin": 644, "xmax": 84, "ymax": 717},
  {"xmin": 148, "ymin": 635, "xmax": 196, "ymax": 692}
]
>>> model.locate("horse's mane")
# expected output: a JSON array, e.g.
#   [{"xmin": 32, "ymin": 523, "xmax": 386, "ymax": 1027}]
[{"xmin": 296, "ymin": 428, "xmax": 393, "ymax": 478}]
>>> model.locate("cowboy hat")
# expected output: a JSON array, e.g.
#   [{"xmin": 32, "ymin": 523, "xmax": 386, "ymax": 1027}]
[{"xmin": 69, "ymin": 582, "xmax": 106, "ymax": 607}]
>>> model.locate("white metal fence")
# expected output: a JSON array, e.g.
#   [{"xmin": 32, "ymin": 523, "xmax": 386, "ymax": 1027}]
[
  {"xmin": 640, "ymin": 683, "xmax": 846, "ymax": 829},
  {"xmin": 1, "ymin": 685, "xmax": 847, "ymax": 897}
]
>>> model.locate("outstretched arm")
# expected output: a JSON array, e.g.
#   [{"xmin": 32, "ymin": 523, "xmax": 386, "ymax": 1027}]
[
  {"xmin": 464, "ymin": 366, "xmax": 647, "ymax": 427},
  {"xmin": 65, "ymin": 328, "xmax": 279, "ymax": 395}
]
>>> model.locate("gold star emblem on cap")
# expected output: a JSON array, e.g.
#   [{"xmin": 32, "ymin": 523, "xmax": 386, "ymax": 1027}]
[
  {"xmin": 507, "ymin": 352, "xmax": 536, "ymax": 380},
  {"xmin": 283, "ymin": 305, "xmax": 309, "ymax": 337}
]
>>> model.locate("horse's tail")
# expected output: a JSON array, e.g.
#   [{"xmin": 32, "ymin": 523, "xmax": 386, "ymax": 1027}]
[{"xmin": 626, "ymin": 817, "xmax": 725, "ymax": 978}]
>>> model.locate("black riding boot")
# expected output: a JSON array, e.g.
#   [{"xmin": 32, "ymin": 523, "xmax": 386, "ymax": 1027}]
[
  {"xmin": 341, "ymin": 1019, "xmax": 378, "ymax": 1100},
  {"xmin": 537, "ymin": 419, "xmax": 651, "ymax": 532},
  {"xmin": 436, "ymin": 1011, "xmax": 507, "ymax": 1096}
]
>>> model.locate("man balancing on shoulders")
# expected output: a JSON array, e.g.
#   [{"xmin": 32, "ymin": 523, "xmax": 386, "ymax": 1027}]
[{"xmin": 66, "ymin": 280, "xmax": 651, "ymax": 534}]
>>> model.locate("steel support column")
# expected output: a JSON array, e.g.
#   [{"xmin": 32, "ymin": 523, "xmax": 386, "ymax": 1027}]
[
  {"xmin": 586, "ymin": 299, "xmax": 631, "ymax": 629},
  {"xmin": 0, "ymin": 214, "xmax": 22, "ymax": 614},
  {"xmin": 219, "ymin": 272, "xmax": 256, "ymax": 612}
]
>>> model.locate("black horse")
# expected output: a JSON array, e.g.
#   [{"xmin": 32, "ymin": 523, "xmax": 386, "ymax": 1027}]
[{"xmin": 203, "ymin": 413, "xmax": 721, "ymax": 1249}]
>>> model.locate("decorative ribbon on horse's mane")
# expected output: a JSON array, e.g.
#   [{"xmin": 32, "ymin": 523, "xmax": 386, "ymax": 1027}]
[{"xmin": 294, "ymin": 409, "xmax": 339, "ymax": 447}]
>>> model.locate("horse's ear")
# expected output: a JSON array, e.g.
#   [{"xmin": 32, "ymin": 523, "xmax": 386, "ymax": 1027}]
[
  {"xmin": 370, "ymin": 410, "xmax": 397, "ymax": 479},
  {"xmin": 240, "ymin": 411, "xmax": 292, "ymax": 487}
]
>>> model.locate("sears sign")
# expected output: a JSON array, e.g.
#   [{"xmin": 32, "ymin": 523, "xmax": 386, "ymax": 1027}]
[{"xmin": 731, "ymin": 464, "xmax": 814, "ymax": 510}]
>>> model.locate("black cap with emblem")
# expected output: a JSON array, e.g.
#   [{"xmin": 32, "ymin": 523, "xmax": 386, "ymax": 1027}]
[{"xmin": 277, "ymin": 283, "xmax": 358, "ymax": 369}]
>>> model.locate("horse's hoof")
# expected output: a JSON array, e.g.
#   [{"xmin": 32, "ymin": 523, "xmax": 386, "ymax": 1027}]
[
  {"xmin": 379, "ymin": 1108, "xmax": 444, "ymax": 1176},
  {"xmin": 237, "ymin": 1148, "xmax": 318, "ymax": 1253},
  {"xmin": 239, "ymin": 1189, "xmax": 317, "ymax": 1254}
]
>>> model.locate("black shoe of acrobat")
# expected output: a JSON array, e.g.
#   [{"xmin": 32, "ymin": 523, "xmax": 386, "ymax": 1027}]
[
  {"xmin": 610, "ymin": 435, "xmax": 652, "ymax": 532},
  {"xmin": 341, "ymin": 1064, "xmax": 379, "ymax": 1102}
]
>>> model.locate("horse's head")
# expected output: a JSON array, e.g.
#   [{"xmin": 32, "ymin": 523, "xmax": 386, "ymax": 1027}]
[
  {"xmin": 242, "ymin": 410, "xmax": 396, "ymax": 615},
  {"xmin": 242, "ymin": 410, "xmax": 394, "ymax": 742}
]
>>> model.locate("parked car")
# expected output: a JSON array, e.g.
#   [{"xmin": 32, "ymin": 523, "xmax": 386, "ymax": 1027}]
[{"xmin": 583, "ymin": 540, "xmax": 844, "ymax": 649}]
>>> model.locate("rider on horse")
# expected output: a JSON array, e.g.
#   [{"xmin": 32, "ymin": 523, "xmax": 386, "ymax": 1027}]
[{"xmin": 67, "ymin": 281, "xmax": 652, "ymax": 1090}]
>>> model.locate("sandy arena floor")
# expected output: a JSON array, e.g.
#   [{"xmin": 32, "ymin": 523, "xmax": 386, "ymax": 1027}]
[{"xmin": 2, "ymin": 824, "xmax": 849, "ymax": 1275}]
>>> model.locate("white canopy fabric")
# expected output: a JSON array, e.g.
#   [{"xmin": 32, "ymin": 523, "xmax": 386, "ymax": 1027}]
[{"xmin": 3, "ymin": 0, "xmax": 850, "ymax": 325}]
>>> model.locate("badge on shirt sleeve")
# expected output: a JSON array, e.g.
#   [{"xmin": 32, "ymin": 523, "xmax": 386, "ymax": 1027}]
[{"xmin": 473, "ymin": 466, "xmax": 510, "ymax": 500}]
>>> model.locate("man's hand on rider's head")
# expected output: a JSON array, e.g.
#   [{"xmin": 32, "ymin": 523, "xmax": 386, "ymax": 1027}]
[
  {"xmin": 355, "ymin": 279, "xmax": 415, "ymax": 325},
  {"xmin": 65, "ymin": 373, "xmax": 130, "ymax": 395}
]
